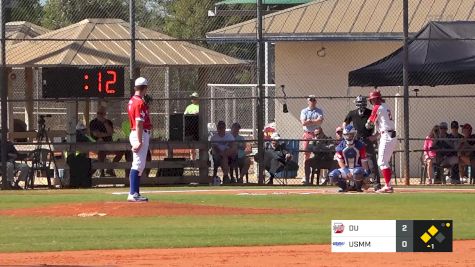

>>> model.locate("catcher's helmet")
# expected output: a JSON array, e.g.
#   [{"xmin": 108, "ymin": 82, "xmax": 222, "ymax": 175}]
[
  {"xmin": 354, "ymin": 95, "xmax": 367, "ymax": 108},
  {"xmin": 368, "ymin": 90, "xmax": 382, "ymax": 100},
  {"xmin": 343, "ymin": 124, "xmax": 357, "ymax": 145}
]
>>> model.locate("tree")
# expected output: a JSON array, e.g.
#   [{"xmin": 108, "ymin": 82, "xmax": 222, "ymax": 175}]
[
  {"xmin": 163, "ymin": 0, "xmax": 255, "ymax": 59},
  {"xmin": 163, "ymin": 0, "xmax": 251, "ymax": 40},
  {"xmin": 8, "ymin": 0, "xmax": 43, "ymax": 25},
  {"xmin": 42, "ymin": 0, "xmax": 165, "ymax": 30},
  {"xmin": 161, "ymin": 0, "xmax": 257, "ymax": 91}
]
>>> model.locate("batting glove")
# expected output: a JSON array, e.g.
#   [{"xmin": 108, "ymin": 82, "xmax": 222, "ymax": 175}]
[{"xmin": 365, "ymin": 121, "xmax": 374, "ymax": 130}]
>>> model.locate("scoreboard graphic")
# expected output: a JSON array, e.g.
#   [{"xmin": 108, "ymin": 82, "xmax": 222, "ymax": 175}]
[{"xmin": 331, "ymin": 220, "xmax": 452, "ymax": 252}]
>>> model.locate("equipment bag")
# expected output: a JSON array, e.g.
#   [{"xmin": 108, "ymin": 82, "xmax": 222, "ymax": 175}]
[{"xmin": 67, "ymin": 153, "xmax": 92, "ymax": 188}]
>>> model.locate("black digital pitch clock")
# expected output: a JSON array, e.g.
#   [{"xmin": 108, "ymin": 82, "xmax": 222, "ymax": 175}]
[{"xmin": 42, "ymin": 67, "xmax": 125, "ymax": 98}]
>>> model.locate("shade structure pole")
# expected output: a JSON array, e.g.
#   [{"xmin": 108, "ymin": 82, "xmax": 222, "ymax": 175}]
[
  {"xmin": 403, "ymin": 0, "xmax": 410, "ymax": 185},
  {"xmin": 256, "ymin": 0, "xmax": 266, "ymax": 184},
  {"xmin": 0, "ymin": 0, "xmax": 8, "ymax": 189},
  {"xmin": 129, "ymin": 0, "xmax": 136, "ymax": 91}
]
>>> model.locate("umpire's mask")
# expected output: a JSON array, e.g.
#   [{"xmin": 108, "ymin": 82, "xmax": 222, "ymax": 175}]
[{"xmin": 354, "ymin": 95, "xmax": 367, "ymax": 115}]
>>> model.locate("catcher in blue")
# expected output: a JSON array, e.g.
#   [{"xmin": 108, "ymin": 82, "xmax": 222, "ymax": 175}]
[{"xmin": 329, "ymin": 125, "xmax": 371, "ymax": 192}]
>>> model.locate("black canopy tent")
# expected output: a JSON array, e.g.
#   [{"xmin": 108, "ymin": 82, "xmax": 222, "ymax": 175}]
[{"xmin": 349, "ymin": 21, "xmax": 475, "ymax": 87}]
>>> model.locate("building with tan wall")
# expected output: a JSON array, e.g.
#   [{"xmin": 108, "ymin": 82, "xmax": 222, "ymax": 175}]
[{"xmin": 208, "ymin": 0, "xmax": 475, "ymax": 177}]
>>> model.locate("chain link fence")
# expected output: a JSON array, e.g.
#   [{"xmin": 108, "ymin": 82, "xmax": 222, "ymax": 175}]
[{"xmin": 2, "ymin": 0, "xmax": 475, "ymax": 187}]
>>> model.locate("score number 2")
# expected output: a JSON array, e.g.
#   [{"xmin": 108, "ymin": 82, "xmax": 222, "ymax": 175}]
[{"xmin": 97, "ymin": 70, "xmax": 117, "ymax": 94}]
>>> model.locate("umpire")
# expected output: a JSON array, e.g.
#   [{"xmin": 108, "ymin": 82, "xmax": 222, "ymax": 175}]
[{"xmin": 343, "ymin": 95, "xmax": 381, "ymax": 190}]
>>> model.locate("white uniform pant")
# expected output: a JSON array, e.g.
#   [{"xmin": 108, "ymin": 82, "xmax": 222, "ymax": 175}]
[
  {"xmin": 129, "ymin": 130, "xmax": 150, "ymax": 176},
  {"xmin": 378, "ymin": 132, "xmax": 397, "ymax": 169}
]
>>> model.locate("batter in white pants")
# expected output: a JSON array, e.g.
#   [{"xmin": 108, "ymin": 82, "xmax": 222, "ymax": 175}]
[
  {"xmin": 129, "ymin": 130, "xmax": 150, "ymax": 176},
  {"xmin": 378, "ymin": 131, "xmax": 397, "ymax": 186}
]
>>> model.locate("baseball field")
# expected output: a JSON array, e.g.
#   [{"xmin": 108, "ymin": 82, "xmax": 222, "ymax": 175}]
[{"xmin": 0, "ymin": 186, "xmax": 474, "ymax": 266}]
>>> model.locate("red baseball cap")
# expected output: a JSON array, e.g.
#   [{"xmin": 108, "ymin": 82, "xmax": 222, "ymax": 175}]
[{"xmin": 462, "ymin": 124, "xmax": 472, "ymax": 131}]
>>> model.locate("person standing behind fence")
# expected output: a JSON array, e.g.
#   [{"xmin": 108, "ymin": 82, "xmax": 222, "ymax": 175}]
[
  {"xmin": 300, "ymin": 95, "xmax": 324, "ymax": 173},
  {"xmin": 184, "ymin": 92, "xmax": 200, "ymax": 115},
  {"xmin": 231, "ymin": 122, "xmax": 250, "ymax": 183},
  {"xmin": 423, "ymin": 125, "xmax": 440, "ymax": 185},
  {"xmin": 126, "ymin": 77, "xmax": 152, "ymax": 202},
  {"xmin": 184, "ymin": 92, "xmax": 199, "ymax": 160},
  {"xmin": 365, "ymin": 90, "xmax": 397, "ymax": 193},
  {"xmin": 343, "ymin": 95, "xmax": 382, "ymax": 190}
]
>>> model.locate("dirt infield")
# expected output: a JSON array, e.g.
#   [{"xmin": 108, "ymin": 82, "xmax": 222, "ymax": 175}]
[
  {"xmin": 0, "ymin": 201, "xmax": 296, "ymax": 217},
  {"xmin": 0, "ymin": 240, "xmax": 474, "ymax": 266},
  {"xmin": 112, "ymin": 187, "xmax": 475, "ymax": 196}
]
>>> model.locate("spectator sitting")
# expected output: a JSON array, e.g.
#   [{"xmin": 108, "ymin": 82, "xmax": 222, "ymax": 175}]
[
  {"xmin": 89, "ymin": 106, "xmax": 122, "ymax": 177},
  {"xmin": 210, "ymin": 121, "xmax": 235, "ymax": 184},
  {"xmin": 458, "ymin": 124, "xmax": 475, "ymax": 180},
  {"xmin": 335, "ymin": 126, "xmax": 344, "ymax": 145},
  {"xmin": 432, "ymin": 122, "xmax": 459, "ymax": 183},
  {"xmin": 304, "ymin": 126, "xmax": 335, "ymax": 185},
  {"xmin": 0, "ymin": 135, "xmax": 30, "ymax": 189},
  {"xmin": 423, "ymin": 125, "xmax": 440, "ymax": 184},
  {"xmin": 313, "ymin": 126, "xmax": 331, "ymax": 143},
  {"xmin": 230, "ymin": 122, "xmax": 250, "ymax": 184},
  {"xmin": 263, "ymin": 120, "xmax": 276, "ymax": 141},
  {"xmin": 448, "ymin": 121, "xmax": 463, "ymax": 139},
  {"xmin": 448, "ymin": 120, "xmax": 464, "ymax": 183},
  {"xmin": 258, "ymin": 133, "xmax": 298, "ymax": 185}
]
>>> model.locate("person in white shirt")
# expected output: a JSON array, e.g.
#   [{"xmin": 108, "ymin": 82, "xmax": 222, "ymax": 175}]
[
  {"xmin": 300, "ymin": 95, "xmax": 324, "ymax": 161},
  {"xmin": 365, "ymin": 90, "xmax": 397, "ymax": 193},
  {"xmin": 210, "ymin": 121, "xmax": 235, "ymax": 184}
]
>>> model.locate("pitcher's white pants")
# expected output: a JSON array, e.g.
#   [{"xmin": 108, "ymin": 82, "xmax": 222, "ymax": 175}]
[
  {"xmin": 378, "ymin": 132, "xmax": 397, "ymax": 169},
  {"xmin": 129, "ymin": 130, "xmax": 150, "ymax": 176}
]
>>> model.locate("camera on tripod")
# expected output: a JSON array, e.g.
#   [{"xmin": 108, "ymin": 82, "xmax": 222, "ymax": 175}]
[{"xmin": 38, "ymin": 114, "xmax": 52, "ymax": 126}]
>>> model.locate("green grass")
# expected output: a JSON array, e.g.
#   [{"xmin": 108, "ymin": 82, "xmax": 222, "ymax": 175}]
[{"xmin": 0, "ymin": 187, "xmax": 474, "ymax": 252}]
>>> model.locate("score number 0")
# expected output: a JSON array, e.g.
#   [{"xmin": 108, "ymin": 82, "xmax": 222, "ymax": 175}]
[{"xmin": 84, "ymin": 70, "xmax": 117, "ymax": 94}]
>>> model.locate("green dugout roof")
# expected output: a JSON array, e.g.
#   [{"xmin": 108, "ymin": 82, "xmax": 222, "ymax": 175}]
[{"xmin": 216, "ymin": 0, "xmax": 312, "ymax": 5}]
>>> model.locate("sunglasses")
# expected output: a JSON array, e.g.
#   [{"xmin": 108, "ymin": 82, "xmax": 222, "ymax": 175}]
[
  {"xmin": 309, "ymin": 98, "xmax": 316, "ymax": 102},
  {"xmin": 336, "ymin": 131, "xmax": 343, "ymax": 134}
]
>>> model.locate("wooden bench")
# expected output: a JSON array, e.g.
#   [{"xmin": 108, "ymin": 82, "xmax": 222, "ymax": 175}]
[{"xmin": 16, "ymin": 141, "xmax": 210, "ymax": 187}]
